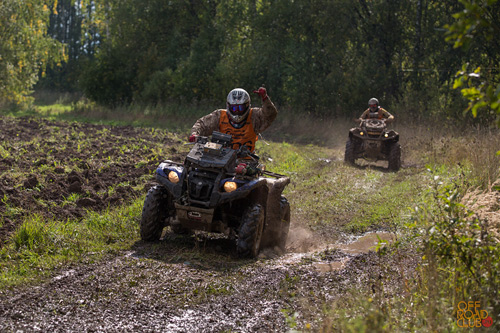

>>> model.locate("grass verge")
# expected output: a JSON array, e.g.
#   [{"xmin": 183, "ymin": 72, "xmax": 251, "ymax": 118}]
[
  {"xmin": 0, "ymin": 198, "xmax": 143, "ymax": 289},
  {"xmin": 321, "ymin": 170, "xmax": 500, "ymax": 332}
]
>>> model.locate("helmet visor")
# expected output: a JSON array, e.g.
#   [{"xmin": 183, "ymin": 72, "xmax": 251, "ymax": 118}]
[{"xmin": 229, "ymin": 104, "xmax": 248, "ymax": 115}]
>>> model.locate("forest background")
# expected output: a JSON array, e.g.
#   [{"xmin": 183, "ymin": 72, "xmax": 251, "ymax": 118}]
[{"xmin": 1, "ymin": 0, "xmax": 499, "ymax": 124}]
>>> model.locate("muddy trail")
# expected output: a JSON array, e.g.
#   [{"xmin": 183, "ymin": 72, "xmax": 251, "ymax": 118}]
[
  {"xmin": 0, "ymin": 116, "xmax": 421, "ymax": 331},
  {"xmin": 0, "ymin": 230, "xmax": 419, "ymax": 332}
]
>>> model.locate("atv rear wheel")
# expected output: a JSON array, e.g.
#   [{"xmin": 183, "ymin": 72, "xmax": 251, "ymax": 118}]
[
  {"xmin": 278, "ymin": 196, "xmax": 291, "ymax": 252},
  {"xmin": 344, "ymin": 139, "xmax": 355, "ymax": 165},
  {"xmin": 388, "ymin": 142, "xmax": 401, "ymax": 171},
  {"xmin": 237, "ymin": 204, "xmax": 265, "ymax": 258},
  {"xmin": 140, "ymin": 185, "xmax": 171, "ymax": 241}
]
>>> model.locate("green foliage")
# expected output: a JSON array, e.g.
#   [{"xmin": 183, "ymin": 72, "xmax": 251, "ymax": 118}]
[
  {"xmin": 412, "ymin": 173, "xmax": 500, "ymax": 327},
  {"xmin": 6, "ymin": 0, "xmax": 498, "ymax": 121},
  {"xmin": 446, "ymin": 0, "xmax": 500, "ymax": 126},
  {"xmin": 31, "ymin": 0, "xmax": 468, "ymax": 118},
  {"xmin": 0, "ymin": 0, "xmax": 64, "ymax": 106},
  {"xmin": 327, "ymin": 171, "xmax": 499, "ymax": 331},
  {"xmin": 79, "ymin": 0, "xmax": 220, "ymax": 106}
]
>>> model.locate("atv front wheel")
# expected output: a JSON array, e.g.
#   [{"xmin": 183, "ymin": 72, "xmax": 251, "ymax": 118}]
[
  {"xmin": 237, "ymin": 204, "xmax": 265, "ymax": 258},
  {"xmin": 344, "ymin": 139, "xmax": 355, "ymax": 165},
  {"xmin": 278, "ymin": 196, "xmax": 291, "ymax": 252},
  {"xmin": 388, "ymin": 142, "xmax": 401, "ymax": 171},
  {"xmin": 140, "ymin": 185, "xmax": 171, "ymax": 241}
]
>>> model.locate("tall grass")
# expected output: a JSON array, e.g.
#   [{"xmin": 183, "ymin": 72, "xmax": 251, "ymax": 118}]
[
  {"xmin": 397, "ymin": 121, "xmax": 500, "ymax": 189},
  {"xmin": 320, "ymin": 171, "xmax": 500, "ymax": 332}
]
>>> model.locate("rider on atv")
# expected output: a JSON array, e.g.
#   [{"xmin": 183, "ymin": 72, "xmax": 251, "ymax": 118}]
[
  {"xmin": 188, "ymin": 87, "xmax": 277, "ymax": 154},
  {"xmin": 358, "ymin": 98, "xmax": 394, "ymax": 124}
]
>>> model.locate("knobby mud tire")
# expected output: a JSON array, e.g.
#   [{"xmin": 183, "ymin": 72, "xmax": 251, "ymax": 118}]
[
  {"xmin": 388, "ymin": 142, "xmax": 401, "ymax": 171},
  {"xmin": 278, "ymin": 196, "xmax": 291, "ymax": 252},
  {"xmin": 344, "ymin": 139, "xmax": 355, "ymax": 165},
  {"xmin": 140, "ymin": 185, "xmax": 170, "ymax": 241},
  {"xmin": 237, "ymin": 204, "xmax": 265, "ymax": 258}
]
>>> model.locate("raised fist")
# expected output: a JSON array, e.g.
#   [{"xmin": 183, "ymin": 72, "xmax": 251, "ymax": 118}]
[{"xmin": 252, "ymin": 87, "xmax": 268, "ymax": 101}]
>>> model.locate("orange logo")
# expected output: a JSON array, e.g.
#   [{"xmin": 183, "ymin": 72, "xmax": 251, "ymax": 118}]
[{"xmin": 456, "ymin": 301, "xmax": 492, "ymax": 328}]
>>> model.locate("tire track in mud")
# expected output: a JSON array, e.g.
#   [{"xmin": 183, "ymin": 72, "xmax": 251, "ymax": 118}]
[{"xmin": 0, "ymin": 226, "xmax": 418, "ymax": 332}]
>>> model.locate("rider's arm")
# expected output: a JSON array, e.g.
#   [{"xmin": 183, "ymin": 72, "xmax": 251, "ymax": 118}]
[
  {"xmin": 251, "ymin": 97, "xmax": 278, "ymax": 133},
  {"xmin": 190, "ymin": 109, "xmax": 223, "ymax": 137},
  {"xmin": 359, "ymin": 109, "xmax": 369, "ymax": 121},
  {"xmin": 381, "ymin": 108, "xmax": 394, "ymax": 123}
]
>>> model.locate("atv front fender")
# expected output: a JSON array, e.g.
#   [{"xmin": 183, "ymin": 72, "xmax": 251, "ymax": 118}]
[
  {"xmin": 156, "ymin": 161, "xmax": 185, "ymax": 199},
  {"xmin": 261, "ymin": 176, "xmax": 291, "ymax": 249},
  {"xmin": 215, "ymin": 178, "xmax": 269, "ymax": 206}
]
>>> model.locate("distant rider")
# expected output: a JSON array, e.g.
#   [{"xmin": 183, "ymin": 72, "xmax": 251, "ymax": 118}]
[
  {"xmin": 188, "ymin": 87, "xmax": 277, "ymax": 154},
  {"xmin": 358, "ymin": 98, "xmax": 394, "ymax": 123}
]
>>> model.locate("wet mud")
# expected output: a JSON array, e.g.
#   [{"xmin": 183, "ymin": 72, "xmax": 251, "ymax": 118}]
[
  {"xmin": 0, "ymin": 230, "xmax": 419, "ymax": 332},
  {"xmin": 0, "ymin": 116, "xmax": 183, "ymax": 246}
]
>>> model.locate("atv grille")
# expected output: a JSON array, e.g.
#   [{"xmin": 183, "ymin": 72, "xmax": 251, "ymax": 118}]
[{"xmin": 187, "ymin": 170, "xmax": 218, "ymax": 201}]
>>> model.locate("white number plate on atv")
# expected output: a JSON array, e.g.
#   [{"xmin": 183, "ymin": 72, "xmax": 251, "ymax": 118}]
[
  {"xmin": 204, "ymin": 142, "xmax": 222, "ymax": 150},
  {"xmin": 203, "ymin": 142, "xmax": 223, "ymax": 155}
]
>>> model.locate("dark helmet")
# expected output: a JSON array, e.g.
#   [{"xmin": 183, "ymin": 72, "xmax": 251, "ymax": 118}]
[{"xmin": 368, "ymin": 98, "xmax": 379, "ymax": 111}]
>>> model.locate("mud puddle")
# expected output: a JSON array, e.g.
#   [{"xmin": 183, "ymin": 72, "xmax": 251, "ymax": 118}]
[
  {"xmin": 314, "ymin": 232, "xmax": 396, "ymax": 272},
  {"xmin": 339, "ymin": 231, "xmax": 396, "ymax": 254}
]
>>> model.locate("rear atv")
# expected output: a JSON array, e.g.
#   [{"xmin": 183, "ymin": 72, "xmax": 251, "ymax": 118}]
[
  {"xmin": 344, "ymin": 119, "xmax": 401, "ymax": 171},
  {"xmin": 140, "ymin": 131, "xmax": 291, "ymax": 258}
]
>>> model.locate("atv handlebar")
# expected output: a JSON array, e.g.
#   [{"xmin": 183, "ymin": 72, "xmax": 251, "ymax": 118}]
[{"xmin": 236, "ymin": 145, "xmax": 260, "ymax": 161}]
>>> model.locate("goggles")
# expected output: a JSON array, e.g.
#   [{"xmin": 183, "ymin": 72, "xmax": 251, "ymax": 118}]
[{"xmin": 229, "ymin": 104, "xmax": 248, "ymax": 115}]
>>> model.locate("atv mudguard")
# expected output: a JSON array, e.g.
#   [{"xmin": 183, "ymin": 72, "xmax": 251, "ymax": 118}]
[{"xmin": 260, "ymin": 176, "xmax": 290, "ymax": 249}]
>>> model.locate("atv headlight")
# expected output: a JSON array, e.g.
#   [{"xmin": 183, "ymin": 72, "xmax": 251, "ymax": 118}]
[
  {"xmin": 168, "ymin": 171, "xmax": 180, "ymax": 183},
  {"xmin": 384, "ymin": 133, "xmax": 389, "ymax": 138},
  {"xmin": 223, "ymin": 181, "xmax": 238, "ymax": 193},
  {"xmin": 360, "ymin": 131, "xmax": 364, "ymax": 136}
]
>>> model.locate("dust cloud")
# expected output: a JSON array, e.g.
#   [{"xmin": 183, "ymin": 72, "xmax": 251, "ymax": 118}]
[{"xmin": 286, "ymin": 223, "xmax": 326, "ymax": 253}]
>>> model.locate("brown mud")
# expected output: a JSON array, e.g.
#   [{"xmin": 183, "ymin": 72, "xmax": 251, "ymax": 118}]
[
  {"xmin": 0, "ymin": 230, "xmax": 419, "ymax": 332},
  {"xmin": 0, "ymin": 116, "xmax": 183, "ymax": 246}
]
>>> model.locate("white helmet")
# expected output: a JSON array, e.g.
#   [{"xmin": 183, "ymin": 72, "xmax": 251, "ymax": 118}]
[{"xmin": 226, "ymin": 88, "xmax": 251, "ymax": 124}]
